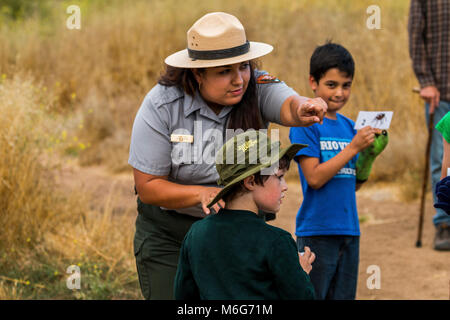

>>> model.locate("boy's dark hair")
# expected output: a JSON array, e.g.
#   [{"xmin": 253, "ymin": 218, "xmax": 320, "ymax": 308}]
[
  {"xmin": 223, "ymin": 154, "xmax": 291, "ymax": 203},
  {"xmin": 309, "ymin": 41, "xmax": 355, "ymax": 83}
]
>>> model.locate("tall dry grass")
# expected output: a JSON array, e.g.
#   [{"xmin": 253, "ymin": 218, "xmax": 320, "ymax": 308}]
[
  {"xmin": 0, "ymin": 0, "xmax": 430, "ymax": 298},
  {"xmin": 0, "ymin": 76, "xmax": 138, "ymax": 299}
]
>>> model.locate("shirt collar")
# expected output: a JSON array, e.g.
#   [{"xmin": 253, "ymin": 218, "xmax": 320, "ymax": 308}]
[
  {"xmin": 218, "ymin": 208, "xmax": 265, "ymax": 220},
  {"xmin": 184, "ymin": 91, "xmax": 234, "ymax": 123}
]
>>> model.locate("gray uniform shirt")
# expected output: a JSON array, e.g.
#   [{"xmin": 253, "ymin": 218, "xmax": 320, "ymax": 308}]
[{"xmin": 129, "ymin": 70, "xmax": 303, "ymax": 217}]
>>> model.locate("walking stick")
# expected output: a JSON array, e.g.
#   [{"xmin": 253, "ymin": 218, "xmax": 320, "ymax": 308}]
[{"xmin": 413, "ymin": 87, "xmax": 434, "ymax": 248}]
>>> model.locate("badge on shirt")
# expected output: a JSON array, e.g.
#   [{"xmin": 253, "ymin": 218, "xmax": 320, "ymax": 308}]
[
  {"xmin": 170, "ymin": 134, "xmax": 194, "ymax": 143},
  {"xmin": 256, "ymin": 74, "xmax": 281, "ymax": 84}
]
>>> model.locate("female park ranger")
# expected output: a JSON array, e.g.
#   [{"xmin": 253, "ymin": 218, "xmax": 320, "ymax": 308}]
[{"xmin": 128, "ymin": 12, "xmax": 327, "ymax": 299}]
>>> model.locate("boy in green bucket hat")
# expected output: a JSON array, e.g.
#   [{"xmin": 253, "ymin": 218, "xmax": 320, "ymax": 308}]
[{"xmin": 174, "ymin": 130, "xmax": 316, "ymax": 299}]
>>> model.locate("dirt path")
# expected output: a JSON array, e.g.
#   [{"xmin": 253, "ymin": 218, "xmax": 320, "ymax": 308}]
[
  {"xmin": 58, "ymin": 164, "xmax": 449, "ymax": 300},
  {"xmin": 271, "ymin": 181, "xmax": 450, "ymax": 300}
]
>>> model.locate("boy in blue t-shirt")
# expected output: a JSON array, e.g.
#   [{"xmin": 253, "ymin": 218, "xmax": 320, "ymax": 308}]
[{"xmin": 289, "ymin": 42, "xmax": 382, "ymax": 299}]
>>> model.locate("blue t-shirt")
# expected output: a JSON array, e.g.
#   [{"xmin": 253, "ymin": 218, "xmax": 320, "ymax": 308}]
[{"xmin": 289, "ymin": 113, "xmax": 360, "ymax": 237}]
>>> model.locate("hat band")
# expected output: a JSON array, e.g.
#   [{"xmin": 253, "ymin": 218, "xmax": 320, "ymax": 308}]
[{"xmin": 188, "ymin": 41, "xmax": 250, "ymax": 61}]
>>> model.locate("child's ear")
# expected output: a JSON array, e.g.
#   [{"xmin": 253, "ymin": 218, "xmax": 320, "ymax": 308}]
[
  {"xmin": 243, "ymin": 175, "xmax": 256, "ymax": 190},
  {"xmin": 309, "ymin": 75, "xmax": 318, "ymax": 91}
]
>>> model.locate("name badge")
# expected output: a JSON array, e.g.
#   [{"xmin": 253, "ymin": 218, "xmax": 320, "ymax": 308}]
[{"xmin": 170, "ymin": 134, "xmax": 194, "ymax": 143}]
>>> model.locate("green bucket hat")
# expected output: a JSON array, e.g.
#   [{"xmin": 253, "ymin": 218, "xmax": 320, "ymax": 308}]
[{"xmin": 207, "ymin": 130, "xmax": 307, "ymax": 208}]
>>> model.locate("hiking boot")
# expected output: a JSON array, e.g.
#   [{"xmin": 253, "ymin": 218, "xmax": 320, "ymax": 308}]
[{"xmin": 434, "ymin": 223, "xmax": 450, "ymax": 251}]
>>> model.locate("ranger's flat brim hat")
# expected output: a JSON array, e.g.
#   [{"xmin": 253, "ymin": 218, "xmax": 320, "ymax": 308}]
[
  {"xmin": 207, "ymin": 131, "xmax": 307, "ymax": 208},
  {"xmin": 165, "ymin": 12, "xmax": 273, "ymax": 69}
]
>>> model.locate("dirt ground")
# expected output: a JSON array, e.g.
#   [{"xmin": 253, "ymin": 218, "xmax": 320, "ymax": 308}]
[
  {"xmin": 272, "ymin": 181, "xmax": 450, "ymax": 300},
  {"xmin": 58, "ymin": 164, "xmax": 449, "ymax": 300}
]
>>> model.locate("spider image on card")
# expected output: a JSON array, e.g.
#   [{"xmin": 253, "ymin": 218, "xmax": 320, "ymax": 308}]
[
  {"xmin": 371, "ymin": 113, "xmax": 387, "ymax": 127},
  {"xmin": 354, "ymin": 111, "xmax": 393, "ymax": 130}
]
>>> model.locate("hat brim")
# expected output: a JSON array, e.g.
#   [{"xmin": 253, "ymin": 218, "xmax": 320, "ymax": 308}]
[
  {"xmin": 165, "ymin": 42, "xmax": 273, "ymax": 68},
  {"xmin": 207, "ymin": 143, "xmax": 307, "ymax": 209}
]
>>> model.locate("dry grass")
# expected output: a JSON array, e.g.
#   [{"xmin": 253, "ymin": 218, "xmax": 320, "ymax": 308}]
[
  {"xmin": 0, "ymin": 0, "xmax": 431, "ymax": 299},
  {"xmin": 0, "ymin": 76, "xmax": 138, "ymax": 299}
]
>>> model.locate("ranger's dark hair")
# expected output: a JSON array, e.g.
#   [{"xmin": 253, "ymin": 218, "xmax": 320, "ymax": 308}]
[
  {"xmin": 310, "ymin": 41, "xmax": 355, "ymax": 83},
  {"xmin": 158, "ymin": 61, "xmax": 264, "ymax": 131},
  {"xmin": 222, "ymin": 154, "xmax": 291, "ymax": 203}
]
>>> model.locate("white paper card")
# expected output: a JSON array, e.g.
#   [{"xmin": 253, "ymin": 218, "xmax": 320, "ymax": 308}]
[
  {"xmin": 354, "ymin": 111, "xmax": 393, "ymax": 130},
  {"xmin": 447, "ymin": 168, "xmax": 450, "ymax": 177}
]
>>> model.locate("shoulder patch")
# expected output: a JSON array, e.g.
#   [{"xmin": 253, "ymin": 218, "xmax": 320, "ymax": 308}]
[{"xmin": 256, "ymin": 74, "xmax": 281, "ymax": 84}]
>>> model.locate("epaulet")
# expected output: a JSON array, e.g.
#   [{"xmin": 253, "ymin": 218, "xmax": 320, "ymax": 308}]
[
  {"xmin": 148, "ymin": 85, "xmax": 184, "ymax": 108},
  {"xmin": 256, "ymin": 73, "xmax": 281, "ymax": 84}
]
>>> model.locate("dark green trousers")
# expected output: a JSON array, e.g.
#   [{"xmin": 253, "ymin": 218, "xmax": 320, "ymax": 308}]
[{"xmin": 133, "ymin": 198, "xmax": 201, "ymax": 300}]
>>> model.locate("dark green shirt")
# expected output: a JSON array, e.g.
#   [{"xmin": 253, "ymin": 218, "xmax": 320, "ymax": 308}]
[{"xmin": 174, "ymin": 209, "xmax": 315, "ymax": 300}]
